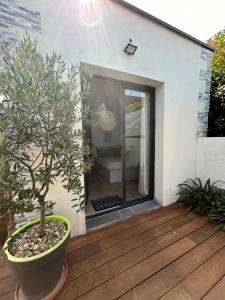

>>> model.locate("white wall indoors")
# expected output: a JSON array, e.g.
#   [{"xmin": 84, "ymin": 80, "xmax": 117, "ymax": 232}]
[
  {"xmin": 15, "ymin": 0, "xmax": 210, "ymax": 236},
  {"xmin": 197, "ymin": 138, "xmax": 225, "ymax": 188}
]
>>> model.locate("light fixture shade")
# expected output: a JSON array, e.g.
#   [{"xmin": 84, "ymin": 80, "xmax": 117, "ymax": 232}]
[{"xmin": 124, "ymin": 39, "xmax": 137, "ymax": 55}]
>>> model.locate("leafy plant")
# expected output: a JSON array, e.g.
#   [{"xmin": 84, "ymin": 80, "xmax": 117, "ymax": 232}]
[
  {"xmin": 0, "ymin": 34, "xmax": 92, "ymax": 238},
  {"xmin": 208, "ymin": 205, "xmax": 225, "ymax": 230},
  {"xmin": 208, "ymin": 29, "xmax": 225, "ymax": 136},
  {"xmin": 177, "ymin": 178, "xmax": 225, "ymax": 215}
]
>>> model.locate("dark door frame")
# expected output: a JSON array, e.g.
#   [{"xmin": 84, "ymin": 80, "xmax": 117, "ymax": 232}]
[{"xmin": 86, "ymin": 75, "xmax": 155, "ymax": 219}]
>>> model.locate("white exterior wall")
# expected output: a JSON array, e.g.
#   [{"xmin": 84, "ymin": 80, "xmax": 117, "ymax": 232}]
[
  {"xmin": 197, "ymin": 138, "xmax": 225, "ymax": 188},
  {"xmin": 8, "ymin": 0, "xmax": 211, "ymax": 236}
]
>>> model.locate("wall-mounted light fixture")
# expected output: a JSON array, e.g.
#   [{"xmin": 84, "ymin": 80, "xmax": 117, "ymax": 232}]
[{"xmin": 123, "ymin": 39, "xmax": 138, "ymax": 55}]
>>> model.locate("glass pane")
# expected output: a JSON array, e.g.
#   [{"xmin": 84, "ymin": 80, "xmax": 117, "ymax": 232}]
[
  {"xmin": 86, "ymin": 78, "xmax": 122, "ymax": 214},
  {"xmin": 125, "ymin": 89, "xmax": 150, "ymax": 200}
]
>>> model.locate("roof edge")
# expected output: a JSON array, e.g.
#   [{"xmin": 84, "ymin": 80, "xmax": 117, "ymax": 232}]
[{"xmin": 113, "ymin": 0, "xmax": 214, "ymax": 52}]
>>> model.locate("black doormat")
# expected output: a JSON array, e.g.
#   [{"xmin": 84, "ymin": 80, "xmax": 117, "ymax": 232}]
[{"xmin": 91, "ymin": 195, "xmax": 122, "ymax": 212}]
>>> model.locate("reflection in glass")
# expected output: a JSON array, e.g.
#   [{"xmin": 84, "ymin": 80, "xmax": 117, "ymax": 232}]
[
  {"xmin": 125, "ymin": 89, "xmax": 150, "ymax": 200},
  {"xmin": 86, "ymin": 78, "xmax": 122, "ymax": 214}
]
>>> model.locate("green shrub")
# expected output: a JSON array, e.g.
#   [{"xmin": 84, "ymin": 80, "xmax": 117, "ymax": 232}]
[
  {"xmin": 208, "ymin": 204, "xmax": 225, "ymax": 230},
  {"xmin": 177, "ymin": 178, "xmax": 225, "ymax": 215}
]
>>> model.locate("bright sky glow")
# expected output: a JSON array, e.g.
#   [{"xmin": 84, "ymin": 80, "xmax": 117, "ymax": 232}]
[{"xmin": 126, "ymin": 0, "xmax": 225, "ymax": 42}]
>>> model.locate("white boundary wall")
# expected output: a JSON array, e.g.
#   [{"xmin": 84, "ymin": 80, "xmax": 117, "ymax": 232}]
[{"xmin": 197, "ymin": 138, "xmax": 225, "ymax": 188}]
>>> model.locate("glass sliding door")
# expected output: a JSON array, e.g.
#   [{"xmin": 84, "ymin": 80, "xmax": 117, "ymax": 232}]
[
  {"xmin": 124, "ymin": 88, "xmax": 150, "ymax": 201},
  {"xmin": 85, "ymin": 76, "xmax": 154, "ymax": 216},
  {"xmin": 86, "ymin": 77, "xmax": 123, "ymax": 214}
]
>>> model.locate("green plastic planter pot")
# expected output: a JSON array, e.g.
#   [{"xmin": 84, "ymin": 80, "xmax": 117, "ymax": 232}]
[{"xmin": 4, "ymin": 215, "xmax": 71, "ymax": 300}]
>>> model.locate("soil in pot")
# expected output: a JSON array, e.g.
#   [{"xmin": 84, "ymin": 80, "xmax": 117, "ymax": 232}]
[{"xmin": 8, "ymin": 220, "xmax": 67, "ymax": 257}]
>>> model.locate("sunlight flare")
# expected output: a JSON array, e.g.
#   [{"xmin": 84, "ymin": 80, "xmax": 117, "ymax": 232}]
[{"xmin": 79, "ymin": 0, "xmax": 103, "ymax": 27}]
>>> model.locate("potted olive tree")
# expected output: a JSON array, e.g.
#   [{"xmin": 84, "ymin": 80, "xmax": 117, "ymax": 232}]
[
  {"xmin": 0, "ymin": 156, "xmax": 11, "ymax": 243},
  {"xmin": 0, "ymin": 34, "xmax": 92, "ymax": 299},
  {"xmin": 0, "ymin": 154, "xmax": 31, "ymax": 241}
]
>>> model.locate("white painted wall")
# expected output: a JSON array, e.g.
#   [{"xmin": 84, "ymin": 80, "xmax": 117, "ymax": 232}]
[
  {"xmin": 16, "ymin": 0, "xmax": 209, "ymax": 235},
  {"xmin": 197, "ymin": 138, "xmax": 225, "ymax": 188}
]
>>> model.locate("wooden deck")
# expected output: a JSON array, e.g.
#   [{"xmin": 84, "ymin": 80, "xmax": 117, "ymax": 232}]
[{"xmin": 1, "ymin": 203, "xmax": 225, "ymax": 299}]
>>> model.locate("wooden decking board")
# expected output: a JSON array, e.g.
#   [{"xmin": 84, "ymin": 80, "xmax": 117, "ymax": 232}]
[
  {"xmin": 168, "ymin": 213, "xmax": 197, "ymax": 226},
  {"xmin": 56, "ymin": 264, "xmax": 113, "ymax": 300},
  {"xmin": 77, "ymin": 237, "xmax": 197, "ymax": 300},
  {"xmin": 109, "ymin": 217, "xmax": 207, "ymax": 276},
  {"xmin": 0, "ymin": 291, "xmax": 14, "ymax": 300},
  {"xmin": 98, "ymin": 208, "xmax": 187, "ymax": 250},
  {"xmin": 2, "ymin": 204, "xmax": 225, "ymax": 300},
  {"xmin": 102, "ymin": 222, "xmax": 173, "ymax": 262},
  {"xmin": 0, "ymin": 275, "xmax": 17, "ymax": 297},
  {"xmin": 66, "ymin": 210, "xmax": 192, "ymax": 264},
  {"xmin": 0, "ymin": 263, "xmax": 13, "ymax": 281},
  {"xmin": 167, "ymin": 214, "xmax": 195, "ymax": 227},
  {"xmin": 66, "ymin": 203, "xmax": 179, "ymax": 252},
  {"xmin": 120, "ymin": 224, "xmax": 220, "ymax": 300},
  {"xmin": 203, "ymin": 275, "xmax": 225, "ymax": 300},
  {"xmin": 67, "ymin": 212, "xmax": 197, "ymax": 281},
  {"xmin": 75, "ymin": 219, "xmax": 208, "ymax": 299},
  {"xmin": 65, "ymin": 242, "xmax": 101, "ymax": 265},
  {"xmin": 67, "ymin": 212, "xmax": 197, "ymax": 267},
  {"xmin": 67, "ymin": 251, "xmax": 108, "ymax": 282},
  {"xmin": 160, "ymin": 246, "xmax": 225, "ymax": 300}
]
